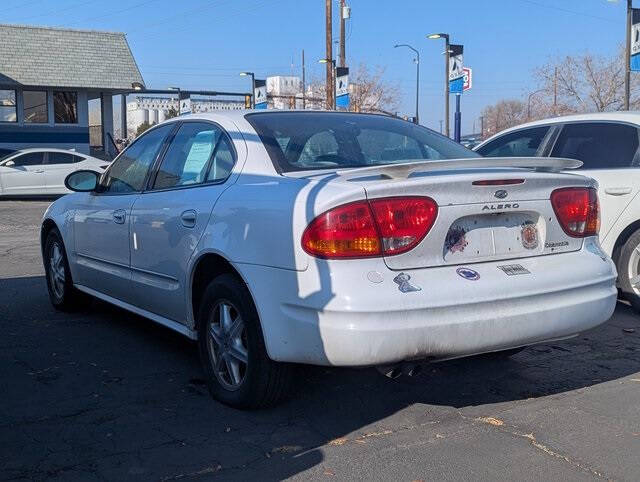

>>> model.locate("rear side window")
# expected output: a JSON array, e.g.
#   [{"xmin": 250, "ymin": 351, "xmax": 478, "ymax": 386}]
[
  {"xmin": 47, "ymin": 152, "xmax": 79, "ymax": 165},
  {"xmin": 477, "ymin": 126, "xmax": 549, "ymax": 157},
  {"xmin": 246, "ymin": 112, "xmax": 478, "ymax": 172},
  {"xmin": 550, "ymin": 122, "xmax": 640, "ymax": 169},
  {"xmin": 153, "ymin": 122, "xmax": 235, "ymax": 190}
]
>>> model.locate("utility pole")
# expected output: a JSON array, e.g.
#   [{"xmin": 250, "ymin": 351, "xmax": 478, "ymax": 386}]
[
  {"xmin": 302, "ymin": 49, "xmax": 306, "ymax": 109},
  {"xmin": 626, "ymin": 0, "xmax": 633, "ymax": 110},
  {"xmin": 325, "ymin": 0, "xmax": 333, "ymax": 110},
  {"xmin": 439, "ymin": 120, "xmax": 443, "ymax": 134},
  {"xmin": 479, "ymin": 115, "xmax": 484, "ymax": 139},
  {"xmin": 339, "ymin": 0, "xmax": 346, "ymax": 67}
]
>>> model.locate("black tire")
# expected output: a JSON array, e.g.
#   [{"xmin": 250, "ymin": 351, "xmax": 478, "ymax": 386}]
[
  {"xmin": 43, "ymin": 229, "xmax": 87, "ymax": 311},
  {"xmin": 617, "ymin": 228, "xmax": 640, "ymax": 313},
  {"xmin": 197, "ymin": 273, "xmax": 293, "ymax": 409}
]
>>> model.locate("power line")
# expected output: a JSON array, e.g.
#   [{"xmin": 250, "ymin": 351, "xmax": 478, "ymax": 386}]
[
  {"xmin": 10, "ymin": 0, "xmax": 100, "ymax": 22},
  {"xmin": 65, "ymin": 0, "xmax": 163, "ymax": 26},
  {"xmin": 0, "ymin": 0, "xmax": 45, "ymax": 15},
  {"xmin": 516, "ymin": 0, "xmax": 618, "ymax": 23}
]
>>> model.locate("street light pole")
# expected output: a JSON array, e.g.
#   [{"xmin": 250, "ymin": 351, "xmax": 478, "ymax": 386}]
[
  {"xmin": 394, "ymin": 44, "xmax": 420, "ymax": 124},
  {"xmin": 240, "ymin": 72, "xmax": 255, "ymax": 108},
  {"xmin": 428, "ymin": 33, "xmax": 450, "ymax": 137},
  {"xmin": 527, "ymin": 88, "xmax": 546, "ymax": 120}
]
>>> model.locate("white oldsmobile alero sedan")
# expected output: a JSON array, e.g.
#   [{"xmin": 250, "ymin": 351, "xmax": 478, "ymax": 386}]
[{"xmin": 41, "ymin": 111, "xmax": 617, "ymax": 408}]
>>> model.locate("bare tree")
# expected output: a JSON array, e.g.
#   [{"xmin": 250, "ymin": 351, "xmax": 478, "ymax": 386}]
[
  {"xmin": 303, "ymin": 64, "xmax": 400, "ymax": 114},
  {"xmin": 481, "ymin": 99, "xmax": 527, "ymax": 138},
  {"xmin": 348, "ymin": 64, "xmax": 400, "ymax": 114},
  {"xmin": 532, "ymin": 46, "xmax": 640, "ymax": 116}
]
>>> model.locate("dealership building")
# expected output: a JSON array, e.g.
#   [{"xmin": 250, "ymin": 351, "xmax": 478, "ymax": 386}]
[{"xmin": 0, "ymin": 24, "xmax": 144, "ymax": 157}]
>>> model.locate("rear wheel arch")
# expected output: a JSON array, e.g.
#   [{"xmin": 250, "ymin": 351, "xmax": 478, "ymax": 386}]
[
  {"xmin": 611, "ymin": 219, "xmax": 640, "ymax": 265},
  {"xmin": 190, "ymin": 253, "xmax": 255, "ymax": 331}
]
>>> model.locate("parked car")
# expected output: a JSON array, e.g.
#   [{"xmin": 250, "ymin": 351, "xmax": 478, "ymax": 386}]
[
  {"xmin": 0, "ymin": 148, "xmax": 108, "ymax": 197},
  {"xmin": 41, "ymin": 111, "xmax": 617, "ymax": 408},
  {"xmin": 476, "ymin": 112, "xmax": 640, "ymax": 312}
]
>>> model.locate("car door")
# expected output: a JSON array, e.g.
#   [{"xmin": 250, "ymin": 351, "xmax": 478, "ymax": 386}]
[
  {"xmin": 475, "ymin": 126, "xmax": 552, "ymax": 158},
  {"xmin": 129, "ymin": 121, "xmax": 237, "ymax": 323},
  {"xmin": 43, "ymin": 151, "xmax": 83, "ymax": 194},
  {"xmin": 72, "ymin": 123, "xmax": 175, "ymax": 304},
  {"xmin": 0, "ymin": 152, "xmax": 45, "ymax": 195},
  {"xmin": 549, "ymin": 122, "xmax": 640, "ymax": 242}
]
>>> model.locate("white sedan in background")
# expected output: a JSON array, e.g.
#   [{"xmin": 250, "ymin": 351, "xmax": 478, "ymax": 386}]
[
  {"xmin": 41, "ymin": 111, "xmax": 617, "ymax": 408},
  {"xmin": 476, "ymin": 112, "xmax": 640, "ymax": 311},
  {"xmin": 0, "ymin": 148, "xmax": 109, "ymax": 197}
]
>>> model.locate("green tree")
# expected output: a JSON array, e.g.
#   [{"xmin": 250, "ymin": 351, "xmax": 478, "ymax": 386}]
[{"xmin": 135, "ymin": 121, "xmax": 155, "ymax": 137}]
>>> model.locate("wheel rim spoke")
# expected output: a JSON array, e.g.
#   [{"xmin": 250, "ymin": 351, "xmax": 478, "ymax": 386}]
[{"xmin": 207, "ymin": 300, "xmax": 248, "ymax": 390}]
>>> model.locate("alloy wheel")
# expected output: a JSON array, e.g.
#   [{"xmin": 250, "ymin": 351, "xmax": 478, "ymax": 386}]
[
  {"xmin": 207, "ymin": 300, "xmax": 249, "ymax": 390},
  {"xmin": 628, "ymin": 242, "xmax": 640, "ymax": 296},
  {"xmin": 48, "ymin": 242, "xmax": 66, "ymax": 300}
]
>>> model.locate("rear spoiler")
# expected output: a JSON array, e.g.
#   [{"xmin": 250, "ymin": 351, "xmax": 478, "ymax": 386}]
[{"xmin": 338, "ymin": 157, "xmax": 583, "ymax": 180}]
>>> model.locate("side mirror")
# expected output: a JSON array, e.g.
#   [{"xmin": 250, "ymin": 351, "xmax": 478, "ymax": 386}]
[
  {"xmin": 3, "ymin": 160, "xmax": 15, "ymax": 167},
  {"xmin": 65, "ymin": 170, "xmax": 99, "ymax": 192}
]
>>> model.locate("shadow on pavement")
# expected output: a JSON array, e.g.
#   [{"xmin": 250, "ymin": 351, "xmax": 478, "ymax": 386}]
[{"xmin": 1, "ymin": 275, "xmax": 639, "ymax": 480}]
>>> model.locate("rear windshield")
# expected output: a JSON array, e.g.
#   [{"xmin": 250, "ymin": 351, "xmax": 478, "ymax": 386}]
[{"xmin": 245, "ymin": 112, "xmax": 479, "ymax": 172}]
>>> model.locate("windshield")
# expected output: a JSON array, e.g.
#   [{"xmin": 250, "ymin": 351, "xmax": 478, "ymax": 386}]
[
  {"xmin": 246, "ymin": 112, "xmax": 480, "ymax": 172},
  {"xmin": 0, "ymin": 150, "xmax": 17, "ymax": 163}
]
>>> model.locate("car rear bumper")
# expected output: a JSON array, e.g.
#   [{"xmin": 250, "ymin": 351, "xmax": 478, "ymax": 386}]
[{"xmin": 235, "ymin": 238, "xmax": 617, "ymax": 366}]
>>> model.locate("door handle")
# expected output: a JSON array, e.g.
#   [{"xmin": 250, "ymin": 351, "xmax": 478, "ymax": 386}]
[
  {"xmin": 112, "ymin": 209, "xmax": 126, "ymax": 224},
  {"xmin": 181, "ymin": 209, "xmax": 197, "ymax": 228},
  {"xmin": 34, "ymin": 169, "xmax": 44, "ymax": 173},
  {"xmin": 604, "ymin": 187, "xmax": 632, "ymax": 196}
]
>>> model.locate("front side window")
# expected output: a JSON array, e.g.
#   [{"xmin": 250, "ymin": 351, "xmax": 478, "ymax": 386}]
[
  {"xmin": 153, "ymin": 122, "xmax": 235, "ymax": 190},
  {"xmin": 0, "ymin": 90, "xmax": 16, "ymax": 122},
  {"xmin": 23, "ymin": 91, "xmax": 48, "ymax": 123},
  {"xmin": 100, "ymin": 124, "xmax": 173, "ymax": 194},
  {"xmin": 550, "ymin": 122, "xmax": 640, "ymax": 169},
  {"xmin": 11, "ymin": 152, "xmax": 45, "ymax": 166},
  {"xmin": 477, "ymin": 126, "xmax": 550, "ymax": 157},
  {"xmin": 47, "ymin": 152, "xmax": 79, "ymax": 165},
  {"xmin": 53, "ymin": 91, "xmax": 77, "ymax": 124},
  {"xmin": 246, "ymin": 112, "xmax": 479, "ymax": 172}
]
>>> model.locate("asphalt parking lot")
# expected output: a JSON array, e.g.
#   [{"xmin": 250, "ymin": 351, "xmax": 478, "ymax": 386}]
[{"xmin": 1, "ymin": 200, "xmax": 640, "ymax": 481}]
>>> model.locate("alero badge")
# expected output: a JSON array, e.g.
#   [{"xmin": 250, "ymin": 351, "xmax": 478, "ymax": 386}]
[
  {"xmin": 521, "ymin": 223, "xmax": 539, "ymax": 250},
  {"xmin": 456, "ymin": 267, "xmax": 480, "ymax": 281}
]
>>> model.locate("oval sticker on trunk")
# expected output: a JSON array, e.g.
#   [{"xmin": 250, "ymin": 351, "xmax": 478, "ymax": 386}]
[{"xmin": 456, "ymin": 267, "xmax": 480, "ymax": 281}]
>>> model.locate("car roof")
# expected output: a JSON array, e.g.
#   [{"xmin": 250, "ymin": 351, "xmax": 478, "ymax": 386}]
[
  {"xmin": 478, "ymin": 111, "xmax": 640, "ymax": 149},
  {"xmin": 13, "ymin": 147, "xmax": 87, "ymax": 155}
]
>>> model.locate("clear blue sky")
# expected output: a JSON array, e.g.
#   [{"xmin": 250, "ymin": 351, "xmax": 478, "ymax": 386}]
[{"xmin": 2, "ymin": 0, "xmax": 629, "ymax": 133}]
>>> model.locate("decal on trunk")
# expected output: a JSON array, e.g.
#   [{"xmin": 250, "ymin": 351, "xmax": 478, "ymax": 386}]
[
  {"xmin": 456, "ymin": 267, "xmax": 480, "ymax": 281},
  {"xmin": 393, "ymin": 273, "xmax": 422, "ymax": 293},
  {"xmin": 445, "ymin": 225, "xmax": 469, "ymax": 254},
  {"xmin": 498, "ymin": 264, "xmax": 531, "ymax": 276},
  {"xmin": 520, "ymin": 222, "xmax": 539, "ymax": 250}
]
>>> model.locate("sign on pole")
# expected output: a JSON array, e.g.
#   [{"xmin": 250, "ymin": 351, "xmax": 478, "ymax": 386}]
[
  {"xmin": 631, "ymin": 9, "xmax": 640, "ymax": 71},
  {"xmin": 179, "ymin": 97, "xmax": 191, "ymax": 115},
  {"xmin": 449, "ymin": 44, "xmax": 464, "ymax": 94},
  {"xmin": 463, "ymin": 67, "xmax": 472, "ymax": 91},
  {"xmin": 254, "ymin": 79, "xmax": 267, "ymax": 109},
  {"xmin": 335, "ymin": 67, "xmax": 350, "ymax": 109}
]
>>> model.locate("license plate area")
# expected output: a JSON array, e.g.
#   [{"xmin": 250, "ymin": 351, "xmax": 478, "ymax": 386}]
[{"xmin": 443, "ymin": 211, "xmax": 545, "ymax": 263}]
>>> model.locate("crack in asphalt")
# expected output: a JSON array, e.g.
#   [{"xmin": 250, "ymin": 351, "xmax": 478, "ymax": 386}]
[{"xmin": 472, "ymin": 415, "xmax": 613, "ymax": 481}]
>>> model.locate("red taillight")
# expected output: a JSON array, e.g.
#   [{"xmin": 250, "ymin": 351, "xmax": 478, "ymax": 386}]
[
  {"xmin": 550, "ymin": 187, "xmax": 600, "ymax": 238},
  {"xmin": 302, "ymin": 197, "xmax": 438, "ymax": 259}
]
